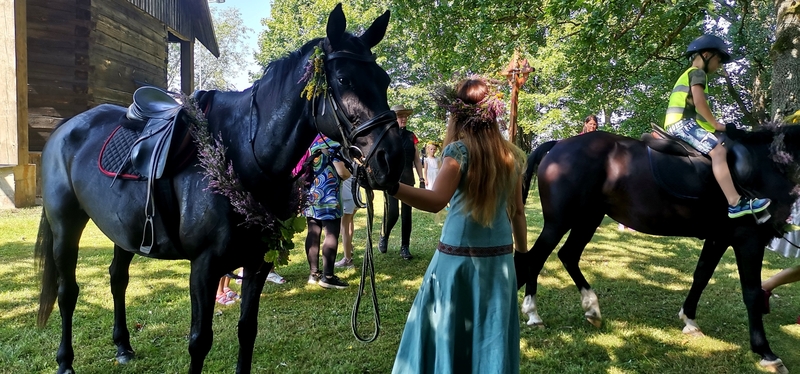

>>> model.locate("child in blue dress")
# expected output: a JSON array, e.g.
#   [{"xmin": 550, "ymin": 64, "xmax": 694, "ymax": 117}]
[
  {"xmin": 304, "ymin": 134, "xmax": 351, "ymax": 289},
  {"xmin": 388, "ymin": 77, "xmax": 528, "ymax": 373}
]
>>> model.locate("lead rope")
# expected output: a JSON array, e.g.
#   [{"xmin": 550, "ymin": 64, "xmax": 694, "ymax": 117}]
[{"xmin": 351, "ymin": 164, "xmax": 380, "ymax": 342}]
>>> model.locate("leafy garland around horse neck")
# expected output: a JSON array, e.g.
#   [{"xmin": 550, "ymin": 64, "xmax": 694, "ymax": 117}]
[
  {"xmin": 185, "ymin": 98, "xmax": 310, "ymax": 266},
  {"xmin": 299, "ymin": 45, "xmax": 327, "ymax": 100}
]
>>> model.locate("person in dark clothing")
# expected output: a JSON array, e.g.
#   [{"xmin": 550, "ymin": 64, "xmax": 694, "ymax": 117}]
[{"xmin": 379, "ymin": 104, "xmax": 425, "ymax": 260}]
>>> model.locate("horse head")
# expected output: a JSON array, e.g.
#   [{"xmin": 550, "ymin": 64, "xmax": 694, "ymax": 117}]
[{"xmin": 303, "ymin": 4, "xmax": 402, "ymax": 189}]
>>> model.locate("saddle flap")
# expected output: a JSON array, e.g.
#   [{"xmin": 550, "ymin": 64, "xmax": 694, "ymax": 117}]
[
  {"xmin": 647, "ymin": 147, "xmax": 714, "ymax": 199},
  {"xmin": 131, "ymin": 121, "xmax": 175, "ymax": 180}
]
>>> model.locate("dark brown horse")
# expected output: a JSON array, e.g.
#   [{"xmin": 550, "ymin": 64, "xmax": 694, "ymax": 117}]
[
  {"xmin": 516, "ymin": 128, "xmax": 798, "ymax": 373},
  {"xmin": 35, "ymin": 5, "xmax": 403, "ymax": 373}
]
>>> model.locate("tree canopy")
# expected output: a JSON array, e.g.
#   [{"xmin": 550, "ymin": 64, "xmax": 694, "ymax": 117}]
[{"xmin": 255, "ymin": 1, "xmax": 791, "ymax": 151}]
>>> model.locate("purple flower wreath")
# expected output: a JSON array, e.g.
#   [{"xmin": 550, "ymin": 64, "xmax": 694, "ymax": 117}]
[{"xmin": 185, "ymin": 97, "xmax": 311, "ymax": 265}]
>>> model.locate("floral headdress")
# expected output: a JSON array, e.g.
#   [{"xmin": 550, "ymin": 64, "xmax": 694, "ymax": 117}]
[{"xmin": 432, "ymin": 77, "xmax": 506, "ymax": 130}]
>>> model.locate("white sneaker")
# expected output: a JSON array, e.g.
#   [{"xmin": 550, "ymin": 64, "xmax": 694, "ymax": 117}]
[{"xmin": 334, "ymin": 257, "xmax": 354, "ymax": 268}]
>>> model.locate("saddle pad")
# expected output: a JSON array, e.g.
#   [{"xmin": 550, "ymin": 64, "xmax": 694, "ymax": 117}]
[
  {"xmin": 647, "ymin": 147, "xmax": 714, "ymax": 199},
  {"xmin": 99, "ymin": 125, "xmax": 144, "ymax": 180}
]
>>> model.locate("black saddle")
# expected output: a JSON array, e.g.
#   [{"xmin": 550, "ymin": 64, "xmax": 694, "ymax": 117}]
[
  {"xmin": 114, "ymin": 86, "xmax": 197, "ymax": 253},
  {"xmin": 641, "ymin": 125, "xmax": 754, "ymax": 199}
]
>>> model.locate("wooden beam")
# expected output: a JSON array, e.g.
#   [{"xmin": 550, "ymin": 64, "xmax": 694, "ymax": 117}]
[
  {"xmin": 15, "ymin": 0, "xmax": 28, "ymax": 165},
  {"xmin": 0, "ymin": 0, "xmax": 19, "ymax": 166},
  {"xmin": 180, "ymin": 39, "xmax": 193, "ymax": 95}
]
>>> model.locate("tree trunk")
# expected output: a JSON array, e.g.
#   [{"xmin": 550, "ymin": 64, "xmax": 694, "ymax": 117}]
[{"xmin": 771, "ymin": 0, "xmax": 800, "ymax": 122}]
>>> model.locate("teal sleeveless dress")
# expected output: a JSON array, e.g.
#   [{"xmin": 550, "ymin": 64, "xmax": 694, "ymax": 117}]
[{"xmin": 392, "ymin": 141, "xmax": 520, "ymax": 374}]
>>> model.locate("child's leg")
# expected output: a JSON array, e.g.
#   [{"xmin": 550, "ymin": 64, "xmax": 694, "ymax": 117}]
[
  {"xmin": 305, "ymin": 218, "xmax": 323, "ymax": 275},
  {"xmin": 217, "ymin": 278, "xmax": 226, "ymax": 296},
  {"xmin": 708, "ymin": 143, "xmax": 741, "ymax": 206},
  {"xmin": 762, "ymin": 265, "xmax": 800, "ymax": 292},
  {"xmin": 341, "ymin": 213, "xmax": 354, "ymax": 260},
  {"xmin": 320, "ymin": 218, "xmax": 342, "ymax": 277}
]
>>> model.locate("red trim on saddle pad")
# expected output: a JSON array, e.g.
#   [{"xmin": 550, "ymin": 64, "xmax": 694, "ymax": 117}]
[{"xmin": 98, "ymin": 125, "xmax": 143, "ymax": 180}]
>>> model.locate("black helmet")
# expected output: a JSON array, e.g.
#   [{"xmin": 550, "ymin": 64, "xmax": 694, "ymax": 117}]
[{"xmin": 685, "ymin": 34, "xmax": 732, "ymax": 63}]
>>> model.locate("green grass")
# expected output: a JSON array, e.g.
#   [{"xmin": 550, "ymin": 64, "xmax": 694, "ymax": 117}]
[{"xmin": 0, "ymin": 189, "xmax": 798, "ymax": 373}]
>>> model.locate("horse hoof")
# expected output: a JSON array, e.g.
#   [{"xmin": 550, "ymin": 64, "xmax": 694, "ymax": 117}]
[
  {"xmin": 585, "ymin": 314, "xmax": 602, "ymax": 328},
  {"xmin": 760, "ymin": 358, "xmax": 788, "ymax": 374},
  {"xmin": 526, "ymin": 319, "xmax": 545, "ymax": 328},
  {"xmin": 681, "ymin": 324, "xmax": 703, "ymax": 336},
  {"xmin": 116, "ymin": 350, "xmax": 135, "ymax": 365}
]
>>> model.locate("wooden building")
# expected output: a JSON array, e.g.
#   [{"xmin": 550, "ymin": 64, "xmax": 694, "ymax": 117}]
[{"xmin": 0, "ymin": 0, "xmax": 219, "ymax": 208}]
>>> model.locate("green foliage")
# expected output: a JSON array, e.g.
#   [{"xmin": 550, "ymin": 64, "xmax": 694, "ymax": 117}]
[{"xmin": 256, "ymin": 0, "xmax": 781, "ymax": 143}]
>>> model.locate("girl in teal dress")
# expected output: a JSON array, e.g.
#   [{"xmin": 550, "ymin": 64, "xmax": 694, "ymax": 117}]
[{"xmin": 387, "ymin": 77, "xmax": 529, "ymax": 373}]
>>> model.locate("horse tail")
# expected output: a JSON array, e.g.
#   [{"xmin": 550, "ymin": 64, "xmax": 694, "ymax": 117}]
[
  {"xmin": 523, "ymin": 140, "xmax": 558, "ymax": 203},
  {"xmin": 35, "ymin": 208, "xmax": 57, "ymax": 328}
]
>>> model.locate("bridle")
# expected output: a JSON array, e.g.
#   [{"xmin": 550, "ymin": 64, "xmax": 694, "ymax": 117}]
[
  {"xmin": 310, "ymin": 49, "xmax": 398, "ymax": 170},
  {"xmin": 307, "ymin": 46, "xmax": 397, "ymax": 343}
]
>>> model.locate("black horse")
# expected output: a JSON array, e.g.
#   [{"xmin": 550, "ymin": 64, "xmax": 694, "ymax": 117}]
[
  {"xmin": 516, "ymin": 128, "xmax": 799, "ymax": 373},
  {"xmin": 35, "ymin": 5, "xmax": 403, "ymax": 373}
]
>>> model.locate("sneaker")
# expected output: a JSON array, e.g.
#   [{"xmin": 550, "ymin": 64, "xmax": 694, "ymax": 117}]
[
  {"xmin": 400, "ymin": 245, "xmax": 413, "ymax": 260},
  {"xmin": 307, "ymin": 272, "xmax": 322, "ymax": 285},
  {"xmin": 334, "ymin": 257, "xmax": 354, "ymax": 268},
  {"xmin": 378, "ymin": 236, "xmax": 388, "ymax": 254},
  {"xmin": 216, "ymin": 293, "xmax": 235, "ymax": 306},
  {"xmin": 728, "ymin": 197, "xmax": 771, "ymax": 218},
  {"xmin": 318, "ymin": 274, "xmax": 349, "ymax": 289},
  {"xmin": 223, "ymin": 287, "xmax": 240, "ymax": 300}
]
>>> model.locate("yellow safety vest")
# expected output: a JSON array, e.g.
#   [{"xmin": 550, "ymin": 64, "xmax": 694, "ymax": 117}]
[{"xmin": 664, "ymin": 67, "xmax": 713, "ymax": 132}]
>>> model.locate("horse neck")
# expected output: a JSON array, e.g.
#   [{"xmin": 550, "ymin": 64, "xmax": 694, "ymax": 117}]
[{"xmin": 206, "ymin": 83, "xmax": 317, "ymax": 184}]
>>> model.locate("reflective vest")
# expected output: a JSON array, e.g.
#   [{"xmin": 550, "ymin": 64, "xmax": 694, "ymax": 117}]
[{"xmin": 664, "ymin": 67, "xmax": 713, "ymax": 132}]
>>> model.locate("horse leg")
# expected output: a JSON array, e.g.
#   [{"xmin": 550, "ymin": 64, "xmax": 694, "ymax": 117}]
[
  {"xmin": 678, "ymin": 238, "xmax": 727, "ymax": 336},
  {"xmin": 109, "ymin": 245, "xmax": 136, "ymax": 364},
  {"xmin": 52, "ymin": 215, "xmax": 89, "ymax": 374},
  {"xmin": 731, "ymin": 240, "xmax": 787, "ymax": 374},
  {"xmin": 556, "ymin": 213, "xmax": 605, "ymax": 328},
  {"xmin": 517, "ymin": 221, "xmax": 570, "ymax": 327},
  {"xmin": 235, "ymin": 261, "xmax": 270, "ymax": 374},
  {"xmin": 188, "ymin": 258, "xmax": 220, "ymax": 373}
]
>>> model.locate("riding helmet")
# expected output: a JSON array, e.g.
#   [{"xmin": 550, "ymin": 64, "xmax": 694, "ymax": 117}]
[{"xmin": 685, "ymin": 34, "xmax": 732, "ymax": 63}]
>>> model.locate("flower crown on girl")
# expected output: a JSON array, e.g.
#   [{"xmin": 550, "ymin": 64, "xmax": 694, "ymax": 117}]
[{"xmin": 432, "ymin": 76, "xmax": 506, "ymax": 130}]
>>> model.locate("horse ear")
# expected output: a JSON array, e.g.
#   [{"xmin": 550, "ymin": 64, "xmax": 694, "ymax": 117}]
[
  {"xmin": 360, "ymin": 10, "xmax": 390, "ymax": 50},
  {"xmin": 326, "ymin": 3, "xmax": 346, "ymax": 50}
]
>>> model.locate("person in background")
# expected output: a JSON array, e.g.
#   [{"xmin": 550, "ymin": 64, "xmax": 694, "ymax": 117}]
[
  {"xmin": 379, "ymin": 104, "xmax": 425, "ymax": 260},
  {"xmin": 580, "ymin": 114, "xmax": 599, "ymax": 134},
  {"xmin": 304, "ymin": 134, "xmax": 351, "ymax": 289},
  {"xmin": 423, "ymin": 143, "xmax": 440, "ymax": 191},
  {"xmin": 389, "ymin": 77, "xmax": 528, "ymax": 373},
  {"xmin": 762, "ymin": 200, "xmax": 800, "ymax": 322},
  {"xmin": 335, "ymin": 175, "xmax": 359, "ymax": 268},
  {"xmin": 215, "ymin": 276, "xmax": 237, "ymax": 306}
]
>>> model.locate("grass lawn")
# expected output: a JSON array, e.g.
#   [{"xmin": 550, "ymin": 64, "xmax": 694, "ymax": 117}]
[{"xmin": 0, "ymin": 189, "xmax": 799, "ymax": 373}]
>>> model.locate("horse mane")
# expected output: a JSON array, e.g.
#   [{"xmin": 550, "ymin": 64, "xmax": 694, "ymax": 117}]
[{"xmin": 252, "ymin": 38, "xmax": 325, "ymax": 112}]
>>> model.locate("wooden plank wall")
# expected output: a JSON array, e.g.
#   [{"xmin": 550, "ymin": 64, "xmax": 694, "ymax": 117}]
[
  {"xmin": 90, "ymin": 0, "xmax": 167, "ymax": 107},
  {"xmin": 0, "ymin": 0, "xmax": 19, "ymax": 165},
  {"xmin": 26, "ymin": 0, "xmax": 91, "ymax": 152},
  {"xmin": 25, "ymin": 0, "xmax": 168, "ymax": 151}
]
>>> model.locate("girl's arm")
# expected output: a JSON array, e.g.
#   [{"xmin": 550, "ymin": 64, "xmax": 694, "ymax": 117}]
[
  {"xmin": 392, "ymin": 156, "xmax": 460, "ymax": 212},
  {"xmin": 422, "ymin": 157, "xmax": 428, "ymax": 184},
  {"xmin": 691, "ymin": 85, "xmax": 724, "ymax": 131},
  {"xmin": 413, "ymin": 148, "xmax": 425, "ymax": 185},
  {"xmin": 510, "ymin": 177, "xmax": 528, "ymax": 253},
  {"xmin": 332, "ymin": 160, "xmax": 351, "ymax": 180}
]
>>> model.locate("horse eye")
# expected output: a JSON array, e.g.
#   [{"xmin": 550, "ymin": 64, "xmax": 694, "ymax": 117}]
[{"xmin": 337, "ymin": 77, "xmax": 351, "ymax": 86}]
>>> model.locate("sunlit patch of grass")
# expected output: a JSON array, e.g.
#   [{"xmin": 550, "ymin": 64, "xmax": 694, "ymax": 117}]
[{"xmin": 1, "ymin": 187, "xmax": 799, "ymax": 373}]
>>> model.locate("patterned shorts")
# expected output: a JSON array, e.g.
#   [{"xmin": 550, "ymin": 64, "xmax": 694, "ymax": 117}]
[{"xmin": 666, "ymin": 119, "xmax": 719, "ymax": 155}]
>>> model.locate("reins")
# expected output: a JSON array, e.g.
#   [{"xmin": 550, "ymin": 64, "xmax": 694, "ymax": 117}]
[{"xmin": 349, "ymin": 165, "xmax": 381, "ymax": 342}]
